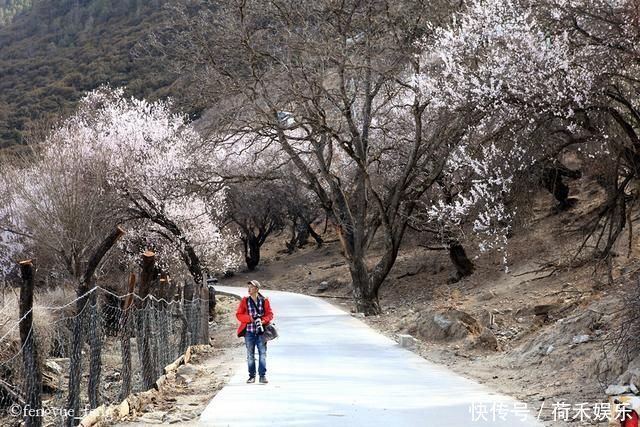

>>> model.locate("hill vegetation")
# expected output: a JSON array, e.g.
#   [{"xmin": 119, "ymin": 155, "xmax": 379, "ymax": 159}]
[
  {"xmin": 0, "ymin": 0, "xmax": 31, "ymax": 25},
  {"xmin": 0, "ymin": 0, "xmax": 176, "ymax": 147}
]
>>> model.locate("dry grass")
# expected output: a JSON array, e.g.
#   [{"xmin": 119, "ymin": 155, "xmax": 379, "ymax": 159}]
[{"xmin": 0, "ymin": 285, "xmax": 76, "ymax": 390}]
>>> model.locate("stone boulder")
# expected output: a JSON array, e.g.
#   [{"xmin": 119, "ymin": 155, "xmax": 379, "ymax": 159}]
[
  {"xmin": 417, "ymin": 309, "xmax": 482, "ymax": 342},
  {"xmin": 471, "ymin": 328, "xmax": 499, "ymax": 351}
]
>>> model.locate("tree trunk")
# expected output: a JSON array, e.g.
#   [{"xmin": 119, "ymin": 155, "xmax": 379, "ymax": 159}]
[
  {"xmin": 244, "ymin": 236, "xmax": 261, "ymax": 271},
  {"xmin": 119, "ymin": 272, "xmax": 136, "ymax": 401},
  {"xmin": 178, "ymin": 304, "xmax": 190, "ymax": 354},
  {"xmin": 307, "ymin": 223, "xmax": 323, "ymax": 247},
  {"xmin": 138, "ymin": 251, "xmax": 157, "ymax": 390},
  {"xmin": 66, "ymin": 226, "xmax": 124, "ymax": 427},
  {"xmin": 148, "ymin": 213, "xmax": 215, "ymax": 324},
  {"xmin": 66, "ymin": 288, "xmax": 88, "ymax": 427},
  {"xmin": 295, "ymin": 222, "xmax": 309, "ymax": 248},
  {"xmin": 542, "ymin": 164, "xmax": 581, "ymax": 210},
  {"xmin": 157, "ymin": 276, "xmax": 171, "ymax": 371},
  {"xmin": 349, "ymin": 258, "xmax": 381, "ymax": 316},
  {"xmin": 19, "ymin": 260, "xmax": 42, "ymax": 427},
  {"xmin": 183, "ymin": 281, "xmax": 199, "ymax": 346},
  {"xmin": 285, "ymin": 219, "xmax": 298, "ymax": 253},
  {"xmin": 199, "ymin": 280, "xmax": 209, "ymax": 344},
  {"xmin": 150, "ymin": 299, "xmax": 160, "ymax": 378},
  {"xmin": 448, "ymin": 241, "xmax": 475, "ymax": 283},
  {"xmin": 177, "ymin": 282, "xmax": 190, "ymax": 353},
  {"xmin": 88, "ymin": 291, "xmax": 102, "ymax": 409},
  {"xmin": 157, "ymin": 304, "xmax": 169, "ymax": 372}
]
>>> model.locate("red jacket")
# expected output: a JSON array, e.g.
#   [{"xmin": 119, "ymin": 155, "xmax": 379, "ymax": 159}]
[{"xmin": 236, "ymin": 295, "xmax": 274, "ymax": 337}]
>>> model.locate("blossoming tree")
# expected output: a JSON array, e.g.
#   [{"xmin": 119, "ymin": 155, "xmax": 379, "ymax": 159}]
[{"xmin": 51, "ymin": 87, "xmax": 240, "ymax": 281}]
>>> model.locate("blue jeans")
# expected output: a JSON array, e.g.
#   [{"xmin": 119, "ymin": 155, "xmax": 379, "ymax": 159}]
[{"xmin": 245, "ymin": 331, "xmax": 267, "ymax": 377}]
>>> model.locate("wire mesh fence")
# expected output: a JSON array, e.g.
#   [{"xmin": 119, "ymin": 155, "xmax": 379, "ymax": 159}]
[{"xmin": 0, "ymin": 281, "xmax": 213, "ymax": 426}]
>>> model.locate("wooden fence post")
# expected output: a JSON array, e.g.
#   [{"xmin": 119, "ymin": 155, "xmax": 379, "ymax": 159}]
[{"xmin": 19, "ymin": 260, "xmax": 42, "ymax": 427}]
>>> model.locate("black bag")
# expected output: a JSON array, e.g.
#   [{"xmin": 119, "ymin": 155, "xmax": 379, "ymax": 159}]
[{"xmin": 263, "ymin": 323, "xmax": 278, "ymax": 341}]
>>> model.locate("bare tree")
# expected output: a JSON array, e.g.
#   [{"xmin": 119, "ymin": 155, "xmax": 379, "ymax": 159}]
[
  {"xmin": 543, "ymin": 0, "xmax": 640, "ymax": 257},
  {"xmin": 158, "ymin": 0, "xmax": 462, "ymax": 314},
  {"xmin": 282, "ymin": 177, "xmax": 325, "ymax": 253},
  {"xmin": 224, "ymin": 182, "xmax": 287, "ymax": 270}
]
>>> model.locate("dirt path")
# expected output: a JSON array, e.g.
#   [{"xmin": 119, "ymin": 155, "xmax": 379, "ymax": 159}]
[{"xmin": 104, "ymin": 296, "xmax": 245, "ymax": 426}]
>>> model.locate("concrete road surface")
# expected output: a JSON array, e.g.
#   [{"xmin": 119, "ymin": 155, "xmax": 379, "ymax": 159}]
[{"xmin": 199, "ymin": 286, "xmax": 544, "ymax": 426}]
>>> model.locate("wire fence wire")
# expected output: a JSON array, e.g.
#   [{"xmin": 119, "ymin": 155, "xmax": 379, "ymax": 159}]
[{"xmin": 0, "ymin": 284, "xmax": 213, "ymax": 426}]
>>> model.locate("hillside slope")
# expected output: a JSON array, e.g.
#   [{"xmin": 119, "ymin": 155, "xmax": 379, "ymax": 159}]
[{"xmin": 0, "ymin": 0, "xmax": 176, "ymax": 147}]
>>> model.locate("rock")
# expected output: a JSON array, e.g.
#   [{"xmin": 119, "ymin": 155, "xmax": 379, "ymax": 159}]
[
  {"xmin": 104, "ymin": 371, "xmax": 121, "ymax": 382},
  {"xmin": 472, "ymin": 328, "xmax": 498, "ymax": 351},
  {"xmin": 433, "ymin": 314, "xmax": 453, "ymax": 329},
  {"xmin": 317, "ymin": 281, "xmax": 330, "ymax": 292},
  {"xmin": 477, "ymin": 291, "xmax": 496, "ymax": 301},
  {"xmin": 631, "ymin": 383, "xmax": 639, "ymax": 395},
  {"xmin": 398, "ymin": 334, "xmax": 417, "ymax": 349},
  {"xmin": 606, "ymin": 384, "xmax": 631, "ymax": 395},
  {"xmin": 138, "ymin": 411, "xmax": 167, "ymax": 424},
  {"xmin": 175, "ymin": 374, "xmax": 192, "ymax": 385},
  {"xmin": 117, "ymin": 399, "xmax": 130, "ymax": 417},
  {"xmin": 417, "ymin": 309, "xmax": 481, "ymax": 342},
  {"xmin": 572, "ymin": 334, "xmax": 591, "ymax": 344},
  {"xmin": 477, "ymin": 310, "xmax": 495, "ymax": 328},
  {"xmin": 45, "ymin": 360, "xmax": 62, "ymax": 374},
  {"xmin": 546, "ymin": 345, "xmax": 554, "ymax": 355},
  {"xmin": 43, "ymin": 360, "xmax": 63, "ymax": 392},
  {"xmin": 177, "ymin": 364, "xmax": 197, "ymax": 376},
  {"xmin": 514, "ymin": 306, "xmax": 533, "ymax": 317},
  {"xmin": 534, "ymin": 304, "xmax": 561, "ymax": 316}
]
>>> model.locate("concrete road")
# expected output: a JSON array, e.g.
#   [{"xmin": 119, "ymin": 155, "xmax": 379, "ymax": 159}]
[{"xmin": 199, "ymin": 286, "xmax": 544, "ymax": 426}]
